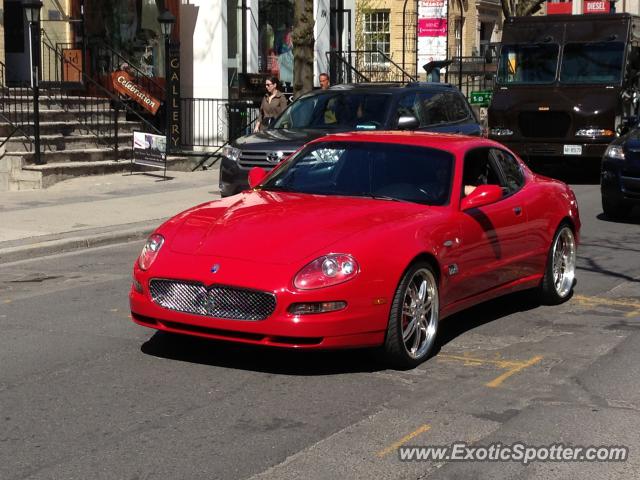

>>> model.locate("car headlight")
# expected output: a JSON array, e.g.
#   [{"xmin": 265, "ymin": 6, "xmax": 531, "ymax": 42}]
[
  {"xmin": 138, "ymin": 234, "xmax": 164, "ymax": 271},
  {"xmin": 489, "ymin": 128, "xmax": 514, "ymax": 136},
  {"xmin": 604, "ymin": 145, "xmax": 625, "ymax": 160},
  {"xmin": 294, "ymin": 254, "xmax": 359, "ymax": 290},
  {"xmin": 575, "ymin": 128, "xmax": 615, "ymax": 138},
  {"xmin": 223, "ymin": 146, "xmax": 241, "ymax": 162}
]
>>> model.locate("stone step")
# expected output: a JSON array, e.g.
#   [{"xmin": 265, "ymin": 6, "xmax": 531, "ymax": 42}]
[
  {"xmin": 3, "ymin": 133, "xmax": 136, "ymax": 152},
  {"xmin": 0, "ymin": 96, "xmax": 113, "ymax": 110},
  {"xmin": 20, "ymin": 156, "xmax": 199, "ymax": 189},
  {"xmin": 0, "ymin": 120, "xmax": 145, "ymax": 137},
  {"xmin": 7, "ymin": 146, "xmax": 134, "ymax": 165},
  {"xmin": 0, "ymin": 109, "xmax": 130, "ymax": 123}
]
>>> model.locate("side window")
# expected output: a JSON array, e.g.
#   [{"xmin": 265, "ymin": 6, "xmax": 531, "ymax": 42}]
[
  {"xmin": 418, "ymin": 92, "xmax": 449, "ymax": 126},
  {"xmin": 462, "ymin": 148, "xmax": 502, "ymax": 197},
  {"xmin": 491, "ymin": 149, "xmax": 524, "ymax": 195},
  {"xmin": 445, "ymin": 92, "xmax": 471, "ymax": 122},
  {"xmin": 393, "ymin": 93, "xmax": 419, "ymax": 126}
]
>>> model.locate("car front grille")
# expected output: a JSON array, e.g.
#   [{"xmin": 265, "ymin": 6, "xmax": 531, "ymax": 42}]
[
  {"xmin": 518, "ymin": 111, "xmax": 571, "ymax": 138},
  {"xmin": 149, "ymin": 279, "xmax": 276, "ymax": 321},
  {"xmin": 238, "ymin": 151, "xmax": 294, "ymax": 168}
]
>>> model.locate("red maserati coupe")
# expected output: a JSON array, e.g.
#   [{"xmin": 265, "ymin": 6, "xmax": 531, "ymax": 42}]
[{"xmin": 130, "ymin": 132, "xmax": 579, "ymax": 368}]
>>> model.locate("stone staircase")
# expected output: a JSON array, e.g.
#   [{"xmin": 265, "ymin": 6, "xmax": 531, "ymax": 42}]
[{"xmin": 0, "ymin": 94, "xmax": 196, "ymax": 191}]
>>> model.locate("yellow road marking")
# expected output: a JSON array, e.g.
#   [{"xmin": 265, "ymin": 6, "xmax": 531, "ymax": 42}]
[
  {"xmin": 572, "ymin": 294, "xmax": 640, "ymax": 318},
  {"xmin": 485, "ymin": 355, "xmax": 543, "ymax": 388},
  {"xmin": 3, "ymin": 299, "xmax": 11, "ymax": 304},
  {"xmin": 438, "ymin": 353, "xmax": 544, "ymax": 388},
  {"xmin": 376, "ymin": 424, "xmax": 431, "ymax": 458}
]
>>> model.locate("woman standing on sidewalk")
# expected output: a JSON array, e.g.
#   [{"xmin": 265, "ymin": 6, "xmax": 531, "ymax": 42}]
[{"xmin": 254, "ymin": 77, "xmax": 288, "ymax": 132}]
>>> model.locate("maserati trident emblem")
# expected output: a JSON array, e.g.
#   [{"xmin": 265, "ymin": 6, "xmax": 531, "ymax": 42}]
[
  {"xmin": 211, "ymin": 264, "xmax": 220, "ymax": 274},
  {"xmin": 266, "ymin": 151, "xmax": 283, "ymax": 164}
]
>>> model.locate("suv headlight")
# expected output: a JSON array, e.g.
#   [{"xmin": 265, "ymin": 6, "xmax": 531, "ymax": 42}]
[
  {"xmin": 576, "ymin": 128, "xmax": 615, "ymax": 138},
  {"xmin": 489, "ymin": 128, "xmax": 514, "ymax": 136},
  {"xmin": 604, "ymin": 145, "xmax": 625, "ymax": 160},
  {"xmin": 223, "ymin": 146, "xmax": 241, "ymax": 162}
]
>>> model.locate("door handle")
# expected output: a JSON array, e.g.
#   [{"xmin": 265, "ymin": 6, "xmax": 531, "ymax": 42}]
[{"xmin": 513, "ymin": 206, "xmax": 522, "ymax": 216}]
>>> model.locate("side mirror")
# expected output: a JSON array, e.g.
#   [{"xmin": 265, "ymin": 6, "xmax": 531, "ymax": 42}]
[
  {"xmin": 398, "ymin": 114, "xmax": 419, "ymax": 130},
  {"xmin": 248, "ymin": 167, "xmax": 268, "ymax": 189},
  {"xmin": 460, "ymin": 185, "xmax": 503, "ymax": 211}
]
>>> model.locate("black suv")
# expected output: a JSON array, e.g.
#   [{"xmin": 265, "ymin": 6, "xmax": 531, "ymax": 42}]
[{"xmin": 219, "ymin": 82, "xmax": 481, "ymax": 196}]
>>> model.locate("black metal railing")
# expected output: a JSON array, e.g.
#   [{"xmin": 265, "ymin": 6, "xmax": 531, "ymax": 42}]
[
  {"xmin": 328, "ymin": 50, "xmax": 417, "ymax": 84},
  {"xmin": 0, "ymin": 61, "xmax": 34, "ymax": 148},
  {"xmin": 445, "ymin": 56, "xmax": 497, "ymax": 98}
]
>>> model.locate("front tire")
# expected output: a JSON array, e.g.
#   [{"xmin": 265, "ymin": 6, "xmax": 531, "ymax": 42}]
[
  {"xmin": 540, "ymin": 224, "xmax": 576, "ymax": 305},
  {"xmin": 383, "ymin": 263, "xmax": 439, "ymax": 369}
]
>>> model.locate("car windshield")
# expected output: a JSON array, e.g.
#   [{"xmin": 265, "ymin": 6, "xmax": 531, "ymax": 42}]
[
  {"xmin": 497, "ymin": 44, "xmax": 559, "ymax": 84},
  {"xmin": 260, "ymin": 141, "xmax": 454, "ymax": 206},
  {"xmin": 560, "ymin": 42, "xmax": 624, "ymax": 84},
  {"xmin": 273, "ymin": 93, "xmax": 392, "ymax": 130}
]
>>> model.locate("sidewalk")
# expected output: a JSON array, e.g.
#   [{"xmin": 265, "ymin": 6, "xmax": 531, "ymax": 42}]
[{"xmin": 0, "ymin": 168, "xmax": 220, "ymax": 264}]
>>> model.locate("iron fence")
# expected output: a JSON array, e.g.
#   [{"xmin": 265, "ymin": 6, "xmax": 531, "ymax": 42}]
[{"xmin": 328, "ymin": 50, "xmax": 417, "ymax": 84}]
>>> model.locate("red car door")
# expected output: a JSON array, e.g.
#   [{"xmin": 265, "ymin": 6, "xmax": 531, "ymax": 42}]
[{"xmin": 445, "ymin": 147, "xmax": 529, "ymax": 304}]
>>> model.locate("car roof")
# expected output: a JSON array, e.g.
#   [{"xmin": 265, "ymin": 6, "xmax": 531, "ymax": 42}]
[
  {"xmin": 303, "ymin": 82, "xmax": 460, "ymax": 96},
  {"xmin": 309, "ymin": 131, "xmax": 499, "ymax": 153}
]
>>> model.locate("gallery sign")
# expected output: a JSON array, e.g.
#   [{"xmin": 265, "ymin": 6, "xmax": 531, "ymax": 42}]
[{"xmin": 112, "ymin": 70, "xmax": 161, "ymax": 115}]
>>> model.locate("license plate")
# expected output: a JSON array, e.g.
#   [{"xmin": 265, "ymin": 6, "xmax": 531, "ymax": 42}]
[{"xmin": 563, "ymin": 145, "xmax": 582, "ymax": 155}]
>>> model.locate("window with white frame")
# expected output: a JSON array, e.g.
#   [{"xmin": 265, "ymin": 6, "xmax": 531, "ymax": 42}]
[{"xmin": 363, "ymin": 10, "xmax": 390, "ymax": 65}]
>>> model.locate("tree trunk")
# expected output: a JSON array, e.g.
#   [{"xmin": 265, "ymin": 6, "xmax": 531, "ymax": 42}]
[{"xmin": 292, "ymin": 0, "xmax": 315, "ymax": 99}]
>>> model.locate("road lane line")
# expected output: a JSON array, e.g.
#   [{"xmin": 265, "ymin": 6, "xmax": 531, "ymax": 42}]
[
  {"xmin": 572, "ymin": 294, "xmax": 640, "ymax": 317},
  {"xmin": 485, "ymin": 355, "xmax": 544, "ymax": 388},
  {"xmin": 376, "ymin": 424, "xmax": 431, "ymax": 458}
]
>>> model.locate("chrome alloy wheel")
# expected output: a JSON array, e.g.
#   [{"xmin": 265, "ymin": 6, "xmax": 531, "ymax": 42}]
[
  {"xmin": 551, "ymin": 226, "xmax": 576, "ymax": 298},
  {"xmin": 401, "ymin": 268, "xmax": 439, "ymax": 360}
]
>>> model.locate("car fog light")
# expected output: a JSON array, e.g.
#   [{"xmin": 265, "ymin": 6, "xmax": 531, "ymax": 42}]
[
  {"xmin": 288, "ymin": 301, "xmax": 347, "ymax": 314},
  {"xmin": 132, "ymin": 276, "xmax": 143, "ymax": 293}
]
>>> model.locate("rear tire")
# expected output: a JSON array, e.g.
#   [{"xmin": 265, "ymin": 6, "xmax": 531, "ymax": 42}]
[
  {"xmin": 540, "ymin": 223, "xmax": 576, "ymax": 305},
  {"xmin": 383, "ymin": 262, "xmax": 439, "ymax": 369}
]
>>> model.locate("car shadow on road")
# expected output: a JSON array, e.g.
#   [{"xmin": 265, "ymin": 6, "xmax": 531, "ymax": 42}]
[
  {"xmin": 141, "ymin": 331, "xmax": 388, "ymax": 375},
  {"xmin": 433, "ymin": 290, "xmax": 543, "ymax": 355},
  {"xmin": 140, "ymin": 290, "xmax": 543, "ymax": 374}
]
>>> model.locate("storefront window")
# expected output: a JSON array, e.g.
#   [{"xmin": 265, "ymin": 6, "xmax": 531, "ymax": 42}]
[
  {"xmin": 258, "ymin": 0, "xmax": 294, "ymax": 87},
  {"xmin": 86, "ymin": 0, "xmax": 164, "ymax": 78}
]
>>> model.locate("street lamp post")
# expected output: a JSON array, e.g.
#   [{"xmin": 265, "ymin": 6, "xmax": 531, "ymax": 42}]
[
  {"xmin": 23, "ymin": 0, "xmax": 43, "ymax": 165},
  {"xmin": 158, "ymin": 10, "xmax": 175, "ymax": 155}
]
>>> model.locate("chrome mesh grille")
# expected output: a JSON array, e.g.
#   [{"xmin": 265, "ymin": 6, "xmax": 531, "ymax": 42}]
[
  {"xmin": 238, "ymin": 151, "xmax": 294, "ymax": 168},
  {"xmin": 149, "ymin": 279, "xmax": 276, "ymax": 321}
]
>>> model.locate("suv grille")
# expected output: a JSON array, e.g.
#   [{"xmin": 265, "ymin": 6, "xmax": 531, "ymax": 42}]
[
  {"xmin": 518, "ymin": 111, "xmax": 571, "ymax": 138},
  {"xmin": 149, "ymin": 279, "xmax": 276, "ymax": 321},
  {"xmin": 238, "ymin": 151, "xmax": 294, "ymax": 168}
]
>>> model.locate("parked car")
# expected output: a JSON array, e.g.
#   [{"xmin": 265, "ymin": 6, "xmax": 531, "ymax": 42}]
[
  {"xmin": 601, "ymin": 128, "xmax": 640, "ymax": 219},
  {"xmin": 131, "ymin": 132, "xmax": 579, "ymax": 368},
  {"xmin": 219, "ymin": 82, "xmax": 481, "ymax": 197}
]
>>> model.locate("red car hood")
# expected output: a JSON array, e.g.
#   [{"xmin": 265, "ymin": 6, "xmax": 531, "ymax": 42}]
[{"xmin": 169, "ymin": 191, "xmax": 425, "ymax": 264}]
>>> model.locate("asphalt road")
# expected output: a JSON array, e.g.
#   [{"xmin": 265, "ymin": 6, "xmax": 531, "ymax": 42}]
[{"xmin": 1, "ymin": 183, "xmax": 639, "ymax": 480}]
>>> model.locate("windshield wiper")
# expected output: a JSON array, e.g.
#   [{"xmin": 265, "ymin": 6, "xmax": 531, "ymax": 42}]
[{"xmin": 364, "ymin": 193, "xmax": 404, "ymax": 202}]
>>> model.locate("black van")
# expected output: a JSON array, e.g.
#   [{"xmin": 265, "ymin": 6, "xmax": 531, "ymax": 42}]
[{"xmin": 219, "ymin": 82, "xmax": 481, "ymax": 197}]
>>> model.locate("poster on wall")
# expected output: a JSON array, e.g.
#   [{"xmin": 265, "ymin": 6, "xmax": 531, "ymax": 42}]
[{"xmin": 417, "ymin": 0, "xmax": 448, "ymax": 74}]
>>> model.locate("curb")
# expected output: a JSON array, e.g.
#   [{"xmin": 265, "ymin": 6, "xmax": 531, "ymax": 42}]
[{"xmin": 0, "ymin": 224, "xmax": 158, "ymax": 265}]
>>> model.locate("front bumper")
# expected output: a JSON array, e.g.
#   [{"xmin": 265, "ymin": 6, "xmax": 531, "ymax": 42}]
[
  {"xmin": 129, "ymin": 258, "xmax": 389, "ymax": 350},
  {"xmin": 219, "ymin": 156, "xmax": 249, "ymax": 197},
  {"xmin": 601, "ymin": 157, "xmax": 640, "ymax": 204},
  {"xmin": 490, "ymin": 139, "xmax": 608, "ymax": 161}
]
